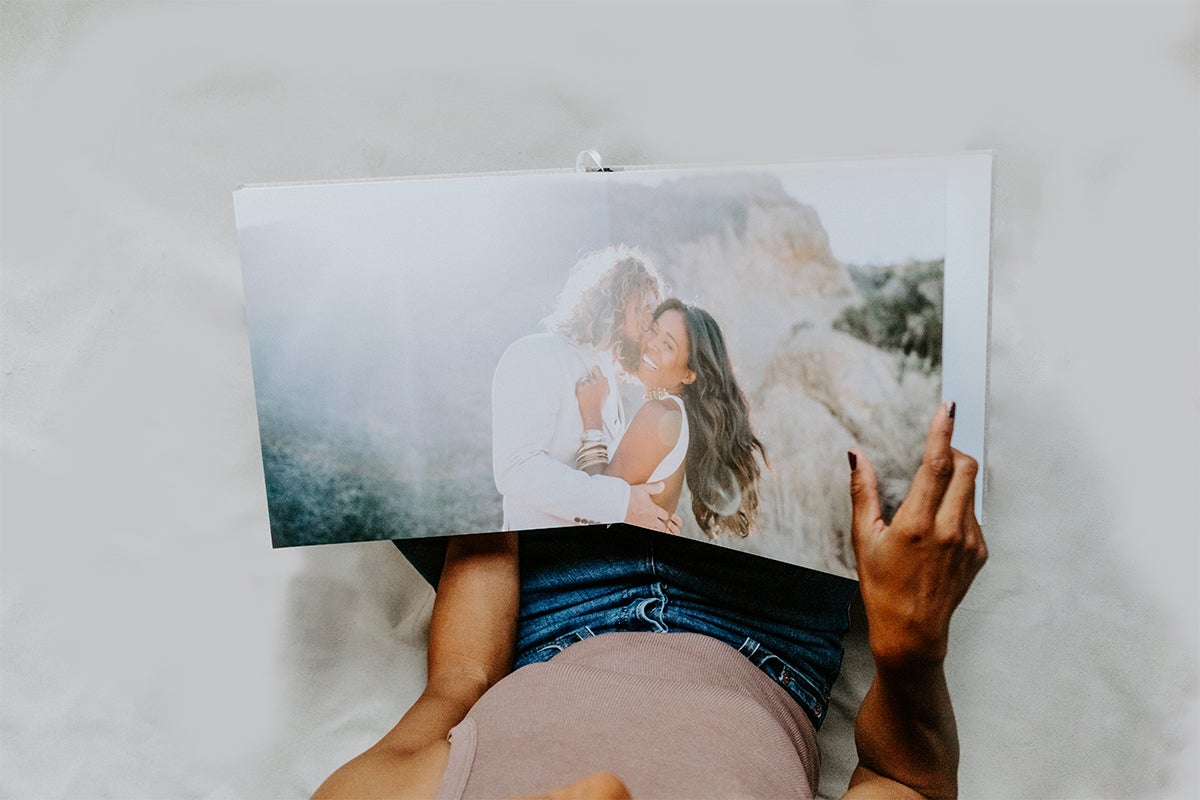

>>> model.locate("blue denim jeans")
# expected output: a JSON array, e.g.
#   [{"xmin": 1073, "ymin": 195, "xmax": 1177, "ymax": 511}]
[{"xmin": 514, "ymin": 525, "xmax": 857, "ymax": 729}]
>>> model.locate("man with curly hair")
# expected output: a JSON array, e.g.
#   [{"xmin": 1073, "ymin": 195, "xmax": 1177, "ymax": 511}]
[{"xmin": 491, "ymin": 246, "xmax": 680, "ymax": 533}]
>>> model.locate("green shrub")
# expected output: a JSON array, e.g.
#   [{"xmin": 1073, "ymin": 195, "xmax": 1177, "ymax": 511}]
[{"xmin": 834, "ymin": 259, "xmax": 944, "ymax": 370}]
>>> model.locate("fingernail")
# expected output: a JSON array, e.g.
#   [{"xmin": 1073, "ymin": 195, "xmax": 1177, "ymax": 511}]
[
  {"xmin": 946, "ymin": 401, "xmax": 956, "ymax": 419},
  {"xmin": 847, "ymin": 451, "xmax": 857, "ymax": 471}
]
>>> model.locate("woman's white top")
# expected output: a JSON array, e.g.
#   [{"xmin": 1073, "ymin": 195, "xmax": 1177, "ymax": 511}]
[{"xmin": 647, "ymin": 393, "xmax": 689, "ymax": 483}]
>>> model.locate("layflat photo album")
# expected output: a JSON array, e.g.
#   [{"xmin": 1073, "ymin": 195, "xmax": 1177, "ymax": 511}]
[{"xmin": 234, "ymin": 154, "xmax": 992, "ymax": 578}]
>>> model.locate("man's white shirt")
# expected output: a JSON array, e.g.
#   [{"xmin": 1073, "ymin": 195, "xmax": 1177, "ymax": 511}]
[{"xmin": 492, "ymin": 334, "xmax": 631, "ymax": 529}]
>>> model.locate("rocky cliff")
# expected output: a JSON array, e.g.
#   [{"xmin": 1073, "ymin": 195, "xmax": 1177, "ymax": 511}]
[{"xmin": 610, "ymin": 173, "xmax": 940, "ymax": 576}]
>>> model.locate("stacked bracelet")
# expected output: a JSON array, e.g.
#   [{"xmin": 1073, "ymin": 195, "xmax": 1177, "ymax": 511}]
[
  {"xmin": 580, "ymin": 429, "xmax": 605, "ymax": 445},
  {"xmin": 576, "ymin": 429, "xmax": 609, "ymax": 470}
]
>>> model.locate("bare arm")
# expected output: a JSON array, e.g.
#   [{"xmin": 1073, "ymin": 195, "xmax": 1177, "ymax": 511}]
[
  {"xmin": 576, "ymin": 365, "xmax": 678, "ymax": 485},
  {"xmin": 576, "ymin": 367, "xmax": 683, "ymax": 532},
  {"xmin": 607, "ymin": 399, "xmax": 683, "ymax": 484},
  {"xmin": 842, "ymin": 403, "xmax": 988, "ymax": 800},
  {"xmin": 313, "ymin": 533, "xmax": 519, "ymax": 799}
]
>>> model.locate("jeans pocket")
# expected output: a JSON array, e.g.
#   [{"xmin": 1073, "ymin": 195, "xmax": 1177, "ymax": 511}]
[
  {"xmin": 736, "ymin": 637, "xmax": 828, "ymax": 726},
  {"xmin": 533, "ymin": 625, "xmax": 597, "ymax": 659}
]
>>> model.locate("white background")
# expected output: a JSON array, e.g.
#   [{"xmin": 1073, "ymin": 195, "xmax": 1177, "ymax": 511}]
[{"xmin": 2, "ymin": 3, "xmax": 1197, "ymax": 798}]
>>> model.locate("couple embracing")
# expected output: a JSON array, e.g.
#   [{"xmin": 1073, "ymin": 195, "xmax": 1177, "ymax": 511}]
[{"xmin": 492, "ymin": 246, "xmax": 766, "ymax": 539}]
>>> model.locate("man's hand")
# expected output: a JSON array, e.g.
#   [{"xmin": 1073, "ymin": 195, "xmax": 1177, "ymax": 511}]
[
  {"xmin": 625, "ymin": 482, "xmax": 682, "ymax": 535},
  {"xmin": 849, "ymin": 401, "xmax": 987, "ymax": 670}
]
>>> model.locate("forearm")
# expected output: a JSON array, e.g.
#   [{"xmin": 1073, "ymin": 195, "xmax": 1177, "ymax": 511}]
[
  {"xmin": 848, "ymin": 659, "xmax": 959, "ymax": 799},
  {"xmin": 426, "ymin": 533, "xmax": 520, "ymax": 693},
  {"xmin": 312, "ymin": 533, "xmax": 520, "ymax": 799},
  {"xmin": 371, "ymin": 533, "xmax": 519, "ymax": 751},
  {"xmin": 844, "ymin": 406, "xmax": 984, "ymax": 800}
]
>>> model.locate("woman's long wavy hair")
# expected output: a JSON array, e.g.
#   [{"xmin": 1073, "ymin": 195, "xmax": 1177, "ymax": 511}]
[
  {"xmin": 542, "ymin": 246, "xmax": 668, "ymax": 374},
  {"xmin": 661, "ymin": 299, "xmax": 768, "ymax": 539}
]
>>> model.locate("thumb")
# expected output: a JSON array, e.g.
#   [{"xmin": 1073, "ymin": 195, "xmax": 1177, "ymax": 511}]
[
  {"xmin": 644, "ymin": 482, "xmax": 667, "ymax": 496},
  {"xmin": 592, "ymin": 365, "xmax": 604, "ymax": 379},
  {"xmin": 848, "ymin": 450, "xmax": 882, "ymax": 546}
]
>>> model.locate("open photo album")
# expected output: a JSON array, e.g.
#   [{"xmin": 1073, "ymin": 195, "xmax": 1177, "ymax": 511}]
[{"xmin": 234, "ymin": 154, "xmax": 991, "ymax": 578}]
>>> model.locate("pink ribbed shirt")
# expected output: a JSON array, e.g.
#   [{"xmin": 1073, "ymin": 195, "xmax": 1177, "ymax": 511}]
[{"xmin": 436, "ymin": 632, "xmax": 820, "ymax": 799}]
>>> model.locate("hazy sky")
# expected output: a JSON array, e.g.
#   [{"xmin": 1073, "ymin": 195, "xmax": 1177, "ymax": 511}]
[
  {"xmin": 613, "ymin": 158, "xmax": 949, "ymax": 267},
  {"xmin": 778, "ymin": 160, "xmax": 948, "ymax": 266}
]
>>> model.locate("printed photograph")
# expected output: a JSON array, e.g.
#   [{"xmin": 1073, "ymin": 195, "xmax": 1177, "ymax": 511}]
[{"xmin": 234, "ymin": 156, "xmax": 991, "ymax": 577}]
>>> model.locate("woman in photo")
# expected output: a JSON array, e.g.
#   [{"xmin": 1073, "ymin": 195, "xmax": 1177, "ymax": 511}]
[{"xmin": 574, "ymin": 298, "xmax": 767, "ymax": 538}]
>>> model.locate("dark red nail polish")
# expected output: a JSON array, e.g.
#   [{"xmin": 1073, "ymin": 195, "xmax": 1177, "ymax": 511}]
[
  {"xmin": 847, "ymin": 451, "xmax": 857, "ymax": 470},
  {"xmin": 947, "ymin": 401, "xmax": 956, "ymax": 419}
]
